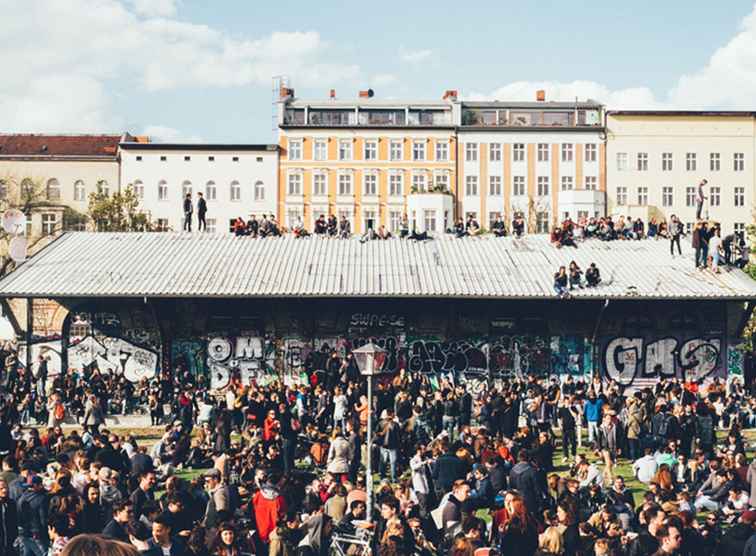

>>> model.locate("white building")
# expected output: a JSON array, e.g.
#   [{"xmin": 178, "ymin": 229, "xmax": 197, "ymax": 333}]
[
  {"xmin": 119, "ymin": 143, "xmax": 278, "ymax": 233},
  {"xmin": 457, "ymin": 99, "xmax": 606, "ymax": 233},
  {"xmin": 606, "ymin": 111, "xmax": 754, "ymax": 236}
]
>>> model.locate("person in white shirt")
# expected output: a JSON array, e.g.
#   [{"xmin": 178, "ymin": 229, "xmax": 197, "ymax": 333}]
[
  {"xmin": 708, "ymin": 227, "xmax": 722, "ymax": 273},
  {"xmin": 332, "ymin": 387, "xmax": 348, "ymax": 432},
  {"xmin": 409, "ymin": 445, "xmax": 431, "ymax": 512},
  {"xmin": 577, "ymin": 459, "xmax": 603, "ymax": 489},
  {"xmin": 633, "ymin": 448, "xmax": 659, "ymax": 484}
]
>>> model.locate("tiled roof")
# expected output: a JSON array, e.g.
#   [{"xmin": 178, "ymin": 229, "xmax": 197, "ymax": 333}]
[
  {"xmin": 0, "ymin": 232, "xmax": 754, "ymax": 301},
  {"xmin": 0, "ymin": 134, "xmax": 124, "ymax": 157}
]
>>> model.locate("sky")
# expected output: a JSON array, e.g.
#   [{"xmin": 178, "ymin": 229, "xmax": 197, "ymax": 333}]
[{"xmin": 4, "ymin": 0, "xmax": 756, "ymax": 143}]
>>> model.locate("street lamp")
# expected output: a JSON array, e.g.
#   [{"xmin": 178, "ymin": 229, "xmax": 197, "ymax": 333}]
[{"xmin": 352, "ymin": 342, "xmax": 387, "ymax": 524}]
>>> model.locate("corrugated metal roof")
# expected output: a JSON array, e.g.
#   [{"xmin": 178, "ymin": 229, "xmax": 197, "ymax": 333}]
[{"xmin": 0, "ymin": 232, "xmax": 754, "ymax": 300}]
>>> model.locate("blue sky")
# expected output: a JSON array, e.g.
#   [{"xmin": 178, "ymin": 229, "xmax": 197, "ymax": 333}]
[{"xmin": 4, "ymin": 0, "xmax": 756, "ymax": 143}]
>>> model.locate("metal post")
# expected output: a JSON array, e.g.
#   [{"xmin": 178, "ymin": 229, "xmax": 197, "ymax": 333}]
[
  {"xmin": 366, "ymin": 372, "xmax": 373, "ymax": 523},
  {"xmin": 25, "ymin": 298, "xmax": 32, "ymax": 374}
]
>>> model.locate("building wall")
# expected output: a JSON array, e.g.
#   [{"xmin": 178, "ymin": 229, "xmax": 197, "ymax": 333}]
[
  {"xmin": 606, "ymin": 114, "xmax": 755, "ymax": 236},
  {"xmin": 278, "ymin": 129, "xmax": 456, "ymax": 234},
  {"xmin": 120, "ymin": 148, "xmax": 278, "ymax": 233},
  {"xmin": 457, "ymin": 131, "xmax": 605, "ymax": 231},
  {"xmin": 0, "ymin": 159, "xmax": 119, "ymax": 236}
]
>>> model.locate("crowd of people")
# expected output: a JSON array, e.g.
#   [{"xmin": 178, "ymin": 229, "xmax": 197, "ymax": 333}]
[{"xmin": 1, "ymin": 336, "xmax": 756, "ymax": 556}]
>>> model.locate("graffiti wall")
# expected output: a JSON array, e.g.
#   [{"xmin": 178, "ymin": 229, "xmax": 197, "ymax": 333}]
[
  {"xmin": 65, "ymin": 308, "xmax": 160, "ymax": 382},
  {"xmin": 18, "ymin": 337, "xmax": 62, "ymax": 377},
  {"xmin": 171, "ymin": 339, "xmax": 205, "ymax": 377},
  {"xmin": 600, "ymin": 334, "xmax": 725, "ymax": 387}
]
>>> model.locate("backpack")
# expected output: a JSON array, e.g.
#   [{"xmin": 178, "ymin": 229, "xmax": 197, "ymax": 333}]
[{"xmin": 54, "ymin": 402, "xmax": 65, "ymax": 421}]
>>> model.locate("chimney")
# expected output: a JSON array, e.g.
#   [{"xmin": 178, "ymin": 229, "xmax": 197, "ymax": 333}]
[
  {"xmin": 536, "ymin": 89, "xmax": 546, "ymax": 102},
  {"xmin": 358, "ymin": 89, "xmax": 375, "ymax": 98},
  {"xmin": 330, "ymin": 89, "xmax": 336, "ymax": 99},
  {"xmin": 443, "ymin": 89, "xmax": 458, "ymax": 101}
]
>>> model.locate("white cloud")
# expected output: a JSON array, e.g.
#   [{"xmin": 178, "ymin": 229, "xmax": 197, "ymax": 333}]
[
  {"xmin": 399, "ymin": 46, "xmax": 434, "ymax": 64},
  {"xmin": 370, "ymin": 74, "xmax": 398, "ymax": 87},
  {"xmin": 0, "ymin": 0, "xmax": 363, "ymax": 132},
  {"xmin": 130, "ymin": 0, "xmax": 179, "ymax": 18},
  {"xmin": 142, "ymin": 125, "xmax": 204, "ymax": 143}
]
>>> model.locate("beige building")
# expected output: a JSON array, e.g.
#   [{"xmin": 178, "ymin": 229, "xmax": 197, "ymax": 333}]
[
  {"xmin": 0, "ymin": 134, "xmax": 135, "ymax": 238},
  {"xmin": 606, "ymin": 111, "xmax": 754, "ymax": 236}
]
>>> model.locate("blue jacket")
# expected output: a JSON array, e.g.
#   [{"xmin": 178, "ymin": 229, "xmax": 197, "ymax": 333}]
[{"xmin": 584, "ymin": 399, "xmax": 603, "ymax": 422}]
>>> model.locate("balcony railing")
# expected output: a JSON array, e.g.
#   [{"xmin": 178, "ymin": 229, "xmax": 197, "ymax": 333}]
[{"xmin": 283, "ymin": 108, "xmax": 452, "ymax": 127}]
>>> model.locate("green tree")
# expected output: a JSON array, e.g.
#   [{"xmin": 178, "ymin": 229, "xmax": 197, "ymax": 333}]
[{"xmin": 87, "ymin": 181, "xmax": 154, "ymax": 232}]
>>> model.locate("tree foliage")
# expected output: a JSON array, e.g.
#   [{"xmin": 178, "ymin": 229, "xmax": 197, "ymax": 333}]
[{"xmin": 87, "ymin": 181, "xmax": 153, "ymax": 232}]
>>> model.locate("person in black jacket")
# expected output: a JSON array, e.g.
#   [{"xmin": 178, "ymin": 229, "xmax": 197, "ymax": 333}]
[
  {"xmin": 102, "ymin": 500, "xmax": 133, "ymax": 543},
  {"xmin": 508, "ymin": 450, "xmax": 543, "ymax": 516},
  {"xmin": 0, "ymin": 479, "xmax": 17, "ymax": 555},
  {"xmin": 196, "ymin": 192, "xmax": 207, "ymax": 232},
  {"xmin": 17, "ymin": 476, "xmax": 49, "ymax": 555},
  {"xmin": 432, "ymin": 444, "xmax": 467, "ymax": 498},
  {"xmin": 182, "ymin": 193, "xmax": 193, "ymax": 232}
]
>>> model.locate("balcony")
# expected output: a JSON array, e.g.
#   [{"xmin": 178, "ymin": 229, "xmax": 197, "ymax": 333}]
[
  {"xmin": 282, "ymin": 108, "xmax": 453, "ymax": 128},
  {"xmin": 461, "ymin": 108, "xmax": 602, "ymax": 128}
]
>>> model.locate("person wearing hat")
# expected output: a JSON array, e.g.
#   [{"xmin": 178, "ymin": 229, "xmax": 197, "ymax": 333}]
[{"xmin": 202, "ymin": 468, "xmax": 229, "ymax": 529}]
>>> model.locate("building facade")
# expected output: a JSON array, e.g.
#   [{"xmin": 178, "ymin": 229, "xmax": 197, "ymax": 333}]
[
  {"xmin": 0, "ymin": 134, "xmax": 130, "ymax": 237},
  {"xmin": 457, "ymin": 101, "xmax": 606, "ymax": 232},
  {"xmin": 277, "ymin": 92, "xmax": 458, "ymax": 234},
  {"xmin": 119, "ymin": 143, "xmax": 278, "ymax": 233},
  {"xmin": 606, "ymin": 111, "xmax": 755, "ymax": 236}
]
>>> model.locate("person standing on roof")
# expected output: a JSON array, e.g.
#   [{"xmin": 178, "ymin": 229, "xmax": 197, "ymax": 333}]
[
  {"xmin": 183, "ymin": 193, "xmax": 193, "ymax": 232},
  {"xmin": 696, "ymin": 178, "xmax": 707, "ymax": 220},
  {"xmin": 196, "ymin": 192, "xmax": 207, "ymax": 232}
]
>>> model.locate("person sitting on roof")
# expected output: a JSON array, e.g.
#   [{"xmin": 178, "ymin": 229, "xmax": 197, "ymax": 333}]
[
  {"xmin": 454, "ymin": 218, "xmax": 467, "ymax": 238},
  {"xmin": 586, "ymin": 263, "xmax": 601, "ymax": 287},
  {"xmin": 512, "ymin": 214, "xmax": 525, "ymax": 238},
  {"xmin": 491, "ymin": 215, "xmax": 507, "ymax": 237},
  {"xmin": 554, "ymin": 266, "xmax": 569, "ymax": 299}
]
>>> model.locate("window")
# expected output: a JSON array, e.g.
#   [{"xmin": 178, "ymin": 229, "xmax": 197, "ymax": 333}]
[
  {"xmin": 413, "ymin": 173, "xmax": 427, "ymax": 193},
  {"xmin": 339, "ymin": 140, "xmax": 352, "ymax": 161},
  {"xmin": 561, "ymin": 143, "xmax": 573, "ymax": 162},
  {"xmin": 99, "ymin": 180, "xmax": 110, "ymax": 196},
  {"xmin": 364, "ymin": 140, "xmax": 377, "ymax": 161},
  {"xmin": 389, "ymin": 211, "xmax": 402, "ymax": 233},
  {"xmin": 182, "ymin": 180, "xmax": 192, "ymax": 197},
  {"xmin": 363, "ymin": 210, "xmax": 376, "ymax": 230},
  {"xmin": 489, "ymin": 212, "xmax": 501, "ymax": 227},
  {"xmin": 184, "ymin": 156, "xmax": 191, "ymax": 162},
  {"xmin": 208, "ymin": 156, "xmax": 215, "ymax": 162},
  {"xmin": 46, "ymin": 178, "xmax": 60, "ymax": 201},
  {"xmin": 561, "ymin": 176, "xmax": 573, "ymax": 191},
  {"xmin": 585, "ymin": 143, "xmax": 597, "ymax": 162},
  {"xmin": 254, "ymin": 180, "xmax": 265, "ymax": 201},
  {"xmin": 735, "ymin": 186, "xmax": 745, "ymax": 206},
  {"xmin": 206, "ymin": 218, "xmax": 216, "ymax": 234},
  {"xmin": 338, "ymin": 209, "xmax": 352, "ymax": 227},
  {"xmin": 313, "ymin": 174, "xmax": 326, "ymax": 196},
  {"xmin": 435, "ymin": 173, "xmax": 449, "ymax": 192},
  {"xmin": 536, "ymin": 211, "xmax": 550, "ymax": 234},
  {"xmin": 338, "ymin": 174, "xmax": 352, "ymax": 195},
  {"xmin": 363, "ymin": 173, "xmax": 377, "ymax": 196},
  {"xmin": 585, "ymin": 176, "xmax": 597, "ymax": 191},
  {"xmin": 158, "ymin": 180, "xmax": 168, "ymax": 201},
  {"xmin": 489, "ymin": 143, "xmax": 501, "ymax": 162},
  {"xmin": 73, "ymin": 180, "xmax": 86, "ymax": 201},
  {"xmin": 232, "ymin": 156, "xmax": 239, "ymax": 162},
  {"xmin": 160, "ymin": 156, "xmax": 167, "ymax": 161},
  {"xmin": 413, "ymin": 141, "xmax": 426, "ymax": 161},
  {"xmin": 637, "ymin": 186, "xmax": 648, "ymax": 206},
  {"xmin": 314, "ymin": 140, "xmax": 327, "ymax": 161},
  {"xmin": 465, "ymin": 143, "xmax": 478, "ymax": 162},
  {"xmin": 662, "ymin": 152, "xmax": 673, "ymax": 171},
  {"xmin": 513, "ymin": 143, "xmax": 525, "ymax": 162},
  {"xmin": 230, "ymin": 180, "xmax": 241, "ymax": 201},
  {"xmin": 205, "ymin": 181, "xmax": 216, "ymax": 201},
  {"xmin": 734, "ymin": 152, "xmax": 745, "ymax": 171},
  {"xmin": 41, "ymin": 213, "xmax": 57, "ymax": 235},
  {"xmin": 423, "ymin": 209, "xmax": 436, "ymax": 232},
  {"xmin": 616, "ymin": 187, "xmax": 627, "ymax": 206},
  {"xmin": 389, "ymin": 173, "xmax": 403, "ymax": 196},
  {"xmin": 686, "ymin": 187, "xmax": 696, "ymax": 207},
  {"xmin": 436, "ymin": 141, "xmax": 449, "ymax": 161},
  {"xmin": 0, "ymin": 180, "xmax": 7, "ymax": 199},
  {"xmin": 705, "ymin": 153, "xmax": 720, "ymax": 174},
  {"xmin": 537, "ymin": 143, "xmax": 549, "ymax": 162},
  {"xmin": 136, "ymin": 156, "xmax": 142, "ymax": 161},
  {"xmin": 287, "ymin": 208, "xmax": 302, "ymax": 228},
  {"xmin": 390, "ymin": 140, "xmax": 403, "ymax": 161},
  {"xmin": 132, "ymin": 180, "xmax": 144, "ymax": 200},
  {"xmin": 20, "ymin": 178, "xmax": 34, "ymax": 198},
  {"xmin": 616, "ymin": 152, "xmax": 628, "ymax": 171},
  {"xmin": 489, "ymin": 176, "xmax": 502, "ymax": 195},
  {"xmin": 637, "ymin": 153, "xmax": 648, "ymax": 171},
  {"xmin": 710, "ymin": 186, "xmax": 720, "ymax": 206},
  {"xmin": 662, "ymin": 186, "xmax": 673, "ymax": 207},
  {"xmin": 513, "ymin": 176, "xmax": 525, "ymax": 196},
  {"xmin": 287, "ymin": 174, "xmax": 302, "ymax": 196},
  {"xmin": 735, "ymin": 223, "xmax": 745, "ymax": 235},
  {"xmin": 686, "ymin": 152, "xmax": 696, "ymax": 172},
  {"xmin": 288, "ymin": 140, "xmax": 302, "ymax": 161},
  {"xmin": 537, "ymin": 176, "xmax": 549, "ymax": 197},
  {"xmin": 465, "ymin": 176, "xmax": 478, "ymax": 196}
]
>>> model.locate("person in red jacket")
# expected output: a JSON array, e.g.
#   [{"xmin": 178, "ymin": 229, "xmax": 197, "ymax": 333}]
[{"xmin": 252, "ymin": 482, "xmax": 287, "ymax": 545}]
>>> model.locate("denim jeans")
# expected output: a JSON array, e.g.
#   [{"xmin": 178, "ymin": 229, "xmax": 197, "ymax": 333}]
[
  {"xmin": 694, "ymin": 495, "xmax": 720, "ymax": 512},
  {"xmin": 380, "ymin": 447, "xmax": 397, "ymax": 482},
  {"xmin": 628, "ymin": 438, "xmax": 640, "ymax": 461},
  {"xmin": 587, "ymin": 421, "xmax": 599, "ymax": 445},
  {"xmin": 442, "ymin": 416, "xmax": 457, "ymax": 440}
]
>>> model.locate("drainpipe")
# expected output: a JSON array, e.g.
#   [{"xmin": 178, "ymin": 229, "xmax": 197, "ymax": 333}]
[{"xmin": 591, "ymin": 299, "xmax": 610, "ymax": 381}]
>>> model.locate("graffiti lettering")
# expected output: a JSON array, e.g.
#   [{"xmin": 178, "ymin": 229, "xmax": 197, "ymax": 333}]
[
  {"xmin": 68, "ymin": 335, "xmax": 158, "ymax": 382},
  {"xmin": 348, "ymin": 313, "xmax": 405, "ymax": 331}
]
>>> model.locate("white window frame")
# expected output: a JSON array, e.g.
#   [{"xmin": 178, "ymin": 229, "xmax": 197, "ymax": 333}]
[
  {"xmin": 710, "ymin": 186, "xmax": 720, "ymax": 207},
  {"xmin": 561, "ymin": 176, "xmax": 573, "ymax": 191},
  {"xmin": 413, "ymin": 140, "xmax": 426, "ymax": 161},
  {"xmin": 465, "ymin": 143, "xmax": 478, "ymax": 162},
  {"xmin": 513, "ymin": 143, "xmax": 525, "ymax": 162},
  {"xmin": 230, "ymin": 180, "xmax": 241, "ymax": 201},
  {"xmin": 686, "ymin": 152, "xmax": 696, "ymax": 172},
  {"xmin": 364, "ymin": 140, "xmax": 377, "ymax": 161},
  {"xmin": 616, "ymin": 152, "xmax": 628, "ymax": 171},
  {"xmin": 637, "ymin": 152, "xmax": 648, "ymax": 171},
  {"xmin": 314, "ymin": 140, "xmax": 327, "ymax": 161},
  {"xmin": 637, "ymin": 186, "xmax": 648, "ymax": 206},
  {"xmin": 254, "ymin": 180, "xmax": 265, "ymax": 201},
  {"xmin": 434, "ymin": 172, "xmax": 449, "ymax": 192},
  {"xmin": 616, "ymin": 186, "xmax": 627, "ymax": 206},
  {"xmin": 489, "ymin": 143, "xmax": 501, "ymax": 162},
  {"xmin": 662, "ymin": 186, "xmax": 673, "ymax": 207},
  {"xmin": 662, "ymin": 152, "xmax": 673, "ymax": 171},
  {"xmin": 363, "ymin": 173, "xmax": 378, "ymax": 196},
  {"xmin": 132, "ymin": 180, "xmax": 144, "ymax": 200},
  {"xmin": 464, "ymin": 175, "xmax": 478, "ymax": 196},
  {"xmin": 205, "ymin": 181, "xmax": 217, "ymax": 201},
  {"xmin": 390, "ymin": 140, "xmax": 403, "ymax": 161},
  {"xmin": 686, "ymin": 187, "xmax": 696, "ymax": 207},
  {"xmin": 734, "ymin": 152, "xmax": 745, "ymax": 171},
  {"xmin": 41, "ymin": 213, "xmax": 57, "ymax": 235},
  {"xmin": 413, "ymin": 173, "xmax": 427, "ymax": 193},
  {"xmin": 489, "ymin": 175, "xmax": 502, "ymax": 196},
  {"xmin": 389, "ymin": 173, "xmax": 403, "ymax": 196},
  {"xmin": 710, "ymin": 152, "xmax": 720, "ymax": 171},
  {"xmin": 537, "ymin": 176, "xmax": 549, "ymax": 197},
  {"xmin": 585, "ymin": 176, "xmax": 597, "ymax": 191},
  {"xmin": 288, "ymin": 139, "xmax": 302, "ymax": 161},
  {"xmin": 561, "ymin": 143, "xmax": 573, "ymax": 162},
  {"xmin": 513, "ymin": 176, "xmax": 525, "ymax": 196},
  {"xmin": 338, "ymin": 173, "xmax": 353, "ymax": 196},
  {"xmin": 158, "ymin": 180, "xmax": 168, "ymax": 201},
  {"xmin": 585, "ymin": 143, "xmax": 597, "ymax": 162},
  {"xmin": 74, "ymin": 180, "xmax": 86, "ymax": 202},
  {"xmin": 313, "ymin": 173, "xmax": 327, "ymax": 197},
  {"xmin": 734, "ymin": 186, "xmax": 745, "ymax": 206},
  {"xmin": 435, "ymin": 141, "xmax": 449, "ymax": 161},
  {"xmin": 339, "ymin": 139, "xmax": 352, "ymax": 161},
  {"xmin": 537, "ymin": 143, "xmax": 549, "ymax": 162}
]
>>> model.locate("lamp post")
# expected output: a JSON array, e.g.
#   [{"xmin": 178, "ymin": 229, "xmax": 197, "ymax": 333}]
[{"xmin": 352, "ymin": 342, "xmax": 386, "ymax": 524}]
